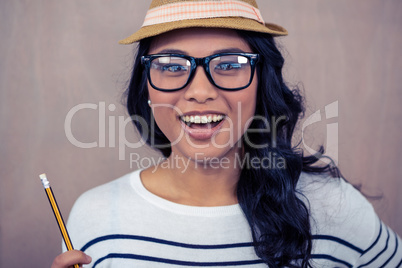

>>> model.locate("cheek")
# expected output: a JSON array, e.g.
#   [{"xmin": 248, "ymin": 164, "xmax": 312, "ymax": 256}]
[
  {"xmin": 221, "ymin": 91, "xmax": 257, "ymax": 141},
  {"xmin": 150, "ymin": 105, "xmax": 177, "ymax": 144},
  {"xmin": 148, "ymin": 83, "xmax": 180, "ymax": 107},
  {"xmin": 233, "ymin": 86, "xmax": 257, "ymax": 117},
  {"xmin": 241, "ymin": 101, "xmax": 257, "ymax": 133},
  {"xmin": 236, "ymin": 83, "xmax": 258, "ymax": 130},
  {"xmin": 148, "ymin": 86, "xmax": 182, "ymax": 139}
]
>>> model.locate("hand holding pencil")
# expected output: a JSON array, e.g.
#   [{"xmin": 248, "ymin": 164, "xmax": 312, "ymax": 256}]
[
  {"xmin": 51, "ymin": 250, "xmax": 92, "ymax": 268},
  {"xmin": 39, "ymin": 173, "xmax": 92, "ymax": 268}
]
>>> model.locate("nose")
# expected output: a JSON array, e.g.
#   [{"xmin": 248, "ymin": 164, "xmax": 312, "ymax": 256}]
[{"xmin": 183, "ymin": 66, "xmax": 218, "ymax": 103}]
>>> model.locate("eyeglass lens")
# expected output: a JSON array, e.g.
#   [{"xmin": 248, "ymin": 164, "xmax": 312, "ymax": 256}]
[{"xmin": 148, "ymin": 55, "xmax": 252, "ymax": 90}]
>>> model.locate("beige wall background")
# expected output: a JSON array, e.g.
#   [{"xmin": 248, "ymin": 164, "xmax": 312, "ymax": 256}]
[{"xmin": 1, "ymin": 1, "xmax": 401, "ymax": 267}]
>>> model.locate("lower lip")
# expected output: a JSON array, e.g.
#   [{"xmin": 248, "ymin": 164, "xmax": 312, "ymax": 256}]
[{"xmin": 180, "ymin": 119, "xmax": 225, "ymax": 140}]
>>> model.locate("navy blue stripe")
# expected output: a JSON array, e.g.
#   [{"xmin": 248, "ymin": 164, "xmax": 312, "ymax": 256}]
[
  {"xmin": 361, "ymin": 218, "xmax": 383, "ymax": 255},
  {"xmin": 358, "ymin": 226, "xmax": 391, "ymax": 268},
  {"xmin": 81, "ymin": 234, "xmax": 253, "ymax": 252},
  {"xmin": 397, "ymin": 257, "xmax": 402, "ymax": 267},
  {"xmin": 312, "ymin": 234, "xmax": 363, "ymax": 254},
  {"xmin": 379, "ymin": 231, "xmax": 399, "ymax": 268},
  {"xmin": 310, "ymin": 254, "xmax": 352, "ymax": 268},
  {"xmin": 92, "ymin": 253, "xmax": 264, "ymax": 267}
]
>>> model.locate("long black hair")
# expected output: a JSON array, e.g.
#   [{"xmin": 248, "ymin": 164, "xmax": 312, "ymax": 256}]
[{"xmin": 125, "ymin": 30, "xmax": 336, "ymax": 267}]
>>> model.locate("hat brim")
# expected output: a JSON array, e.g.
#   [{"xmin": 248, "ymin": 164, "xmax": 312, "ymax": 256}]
[{"xmin": 119, "ymin": 17, "xmax": 287, "ymax": 44}]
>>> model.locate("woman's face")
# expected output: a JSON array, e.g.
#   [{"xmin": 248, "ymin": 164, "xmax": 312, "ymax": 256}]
[{"xmin": 147, "ymin": 28, "xmax": 258, "ymax": 163}]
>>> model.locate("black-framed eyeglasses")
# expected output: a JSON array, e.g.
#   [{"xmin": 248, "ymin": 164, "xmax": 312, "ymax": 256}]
[{"xmin": 141, "ymin": 52, "xmax": 259, "ymax": 92}]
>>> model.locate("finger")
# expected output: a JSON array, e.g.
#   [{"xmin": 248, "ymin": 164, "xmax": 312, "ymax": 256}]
[{"xmin": 51, "ymin": 250, "xmax": 92, "ymax": 268}]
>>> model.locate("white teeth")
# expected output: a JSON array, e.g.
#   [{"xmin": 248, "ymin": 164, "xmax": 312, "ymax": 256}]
[
  {"xmin": 181, "ymin": 114, "xmax": 225, "ymax": 124},
  {"xmin": 212, "ymin": 115, "xmax": 223, "ymax": 122},
  {"xmin": 201, "ymin": 116, "xmax": 208, "ymax": 124}
]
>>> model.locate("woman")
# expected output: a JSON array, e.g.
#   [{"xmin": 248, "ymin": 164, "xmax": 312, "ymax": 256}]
[{"xmin": 52, "ymin": 0, "xmax": 402, "ymax": 267}]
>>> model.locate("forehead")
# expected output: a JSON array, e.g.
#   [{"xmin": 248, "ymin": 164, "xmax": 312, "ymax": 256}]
[{"xmin": 148, "ymin": 28, "xmax": 252, "ymax": 55}]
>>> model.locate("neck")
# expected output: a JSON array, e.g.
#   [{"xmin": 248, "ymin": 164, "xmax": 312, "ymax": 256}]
[{"xmin": 142, "ymin": 151, "xmax": 241, "ymax": 206}]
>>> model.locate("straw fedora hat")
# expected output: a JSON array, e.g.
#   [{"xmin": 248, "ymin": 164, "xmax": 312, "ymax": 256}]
[{"xmin": 119, "ymin": 0, "xmax": 287, "ymax": 44}]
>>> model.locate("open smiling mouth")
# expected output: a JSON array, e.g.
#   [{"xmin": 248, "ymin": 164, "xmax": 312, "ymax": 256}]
[{"xmin": 180, "ymin": 114, "xmax": 225, "ymax": 129}]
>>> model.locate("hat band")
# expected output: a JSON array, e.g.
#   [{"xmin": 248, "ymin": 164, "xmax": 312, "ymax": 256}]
[{"xmin": 142, "ymin": 0, "xmax": 265, "ymax": 27}]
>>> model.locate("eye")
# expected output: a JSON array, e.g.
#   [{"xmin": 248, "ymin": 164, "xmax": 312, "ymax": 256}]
[
  {"xmin": 162, "ymin": 64, "xmax": 189, "ymax": 73},
  {"xmin": 214, "ymin": 62, "xmax": 242, "ymax": 71}
]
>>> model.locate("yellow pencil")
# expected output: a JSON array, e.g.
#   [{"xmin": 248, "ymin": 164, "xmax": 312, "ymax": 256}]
[{"xmin": 40, "ymin": 173, "xmax": 79, "ymax": 268}]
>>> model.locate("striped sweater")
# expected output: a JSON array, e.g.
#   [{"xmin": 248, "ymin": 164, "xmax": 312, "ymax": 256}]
[{"xmin": 64, "ymin": 169, "xmax": 402, "ymax": 267}]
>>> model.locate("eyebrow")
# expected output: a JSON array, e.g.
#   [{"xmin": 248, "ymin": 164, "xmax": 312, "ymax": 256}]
[
  {"xmin": 155, "ymin": 47, "xmax": 249, "ymax": 56},
  {"xmin": 157, "ymin": 49, "xmax": 187, "ymax": 54},
  {"xmin": 213, "ymin": 48, "xmax": 248, "ymax": 54}
]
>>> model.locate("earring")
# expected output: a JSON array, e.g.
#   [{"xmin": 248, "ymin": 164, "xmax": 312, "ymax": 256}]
[{"xmin": 148, "ymin": 100, "xmax": 151, "ymax": 106}]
